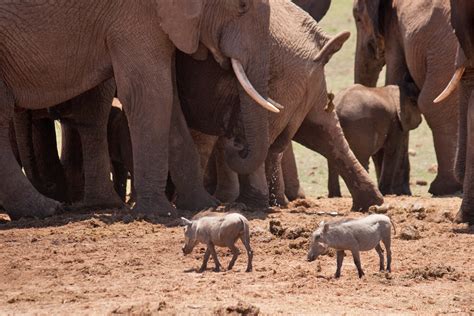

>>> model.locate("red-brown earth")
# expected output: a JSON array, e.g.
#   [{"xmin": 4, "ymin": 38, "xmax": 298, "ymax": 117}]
[{"xmin": 0, "ymin": 196, "xmax": 472, "ymax": 314}]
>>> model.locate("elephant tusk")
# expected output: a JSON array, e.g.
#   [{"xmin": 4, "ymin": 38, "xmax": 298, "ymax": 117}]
[
  {"xmin": 231, "ymin": 58, "xmax": 281, "ymax": 113},
  {"xmin": 434, "ymin": 67, "xmax": 465, "ymax": 103}
]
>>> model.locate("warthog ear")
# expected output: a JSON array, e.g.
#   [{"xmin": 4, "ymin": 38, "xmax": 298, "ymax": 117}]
[
  {"xmin": 323, "ymin": 224, "xmax": 330, "ymax": 233},
  {"xmin": 181, "ymin": 217, "xmax": 193, "ymax": 226}
]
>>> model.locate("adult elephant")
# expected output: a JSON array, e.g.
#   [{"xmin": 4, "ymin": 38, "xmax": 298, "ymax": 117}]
[
  {"xmin": 435, "ymin": 0, "xmax": 474, "ymax": 224},
  {"xmin": 292, "ymin": 0, "xmax": 331, "ymax": 22},
  {"xmin": 353, "ymin": 0, "xmax": 462, "ymax": 195},
  {"xmin": 0, "ymin": 0, "xmax": 276, "ymax": 220},
  {"xmin": 178, "ymin": 1, "xmax": 383, "ymax": 211}
]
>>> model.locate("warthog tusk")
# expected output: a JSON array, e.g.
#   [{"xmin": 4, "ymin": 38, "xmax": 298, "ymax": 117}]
[
  {"xmin": 434, "ymin": 67, "xmax": 465, "ymax": 103},
  {"xmin": 231, "ymin": 58, "xmax": 281, "ymax": 113}
]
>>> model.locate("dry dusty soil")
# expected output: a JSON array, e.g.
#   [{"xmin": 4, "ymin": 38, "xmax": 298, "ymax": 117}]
[{"xmin": 0, "ymin": 196, "xmax": 473, "ymax": 315}]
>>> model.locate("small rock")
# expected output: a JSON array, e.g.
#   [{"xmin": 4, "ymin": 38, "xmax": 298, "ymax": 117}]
[
  {"xmin": 408, "ymin": 149, "xmax": 417, "ymax": 156},
  {"xmin": 399, "ymin": 225, "xmax": 421, "ymax": 240},
  {"xmin": 317, "ymin": 211, "xmax": 326, "ymax": 215},
  {"xmin": 369, "ymin": 204, "xmax": 391, "ymax": 214},
  {"xmin": 31, "ymin": 237, "xmax": 39, "ymax": 243},
  {"xmin": 329, "ymin": 211, "xmax": 339, "ymax": 217},
  {"xmin": 442, "ymin": 210, "xmax": 455, "ymax": 222},
  {"xmin": 215, "ymin": 301, "xmax": 260, "ymax": 316},
  {"xmin": 410, "ymin": 203, "xmax": 425, "ymax": 213},
  {"xmin": 415, "ymin": 180, "xmax": 428, "ymax": 186},
  {"xmin": 288, "ymin": 238, "xmax": 307, "ymax": 250},
  {"xmin": 269, "ymin": 220, "xmax": 285, "ymax": 237},
  {"xmin": 283, "ymin": 227, "xmax": 309, "ymax": 239}
]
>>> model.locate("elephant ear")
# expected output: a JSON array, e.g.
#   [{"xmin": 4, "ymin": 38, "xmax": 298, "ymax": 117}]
[
  {"xmin": 158, "ymin": 0, "xmax": 203, "ymax": 54},
  {"xmin": 314, "ymin": 32, "xmax": 351, "ymax": 65},
  {"xmin": 395, "ymin": 83, "xmax": 422, "ymax": 132}
]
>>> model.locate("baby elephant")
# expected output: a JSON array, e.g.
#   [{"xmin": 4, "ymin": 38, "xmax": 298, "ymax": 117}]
[
  {"xmin": 181, "ymin": 213, "xmax": 253, "ymax": 273},
  {"xmin": 307, "ymin": 214, "xmax": 395, "ymax": 278}
]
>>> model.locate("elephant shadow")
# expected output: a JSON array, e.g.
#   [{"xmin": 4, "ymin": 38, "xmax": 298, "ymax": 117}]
[{"xmin": 0, "ymin": 203, "xmax": 273, "ymax": 230}]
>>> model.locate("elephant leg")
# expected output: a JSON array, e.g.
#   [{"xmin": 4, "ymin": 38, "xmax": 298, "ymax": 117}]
[
  {"xmin": 31, "ymin": 117, "xmax": 68, "ymax": 202},
  {"xmin": 281, "ymin": 142, "xmax": 306, "ymax": 201},
  {"xmin": 237, "ymin": 164, "xmax": 269, "ymax": 209},
  {"xmin": 0, "ymin": 80, "xmax": 61, "ymax": 219},
  {"xmin": 265, "ymin": 150, "xmax": 288, "ymax": 207},
  {"xmin": 59, "ymin": 79, "xmax": 123, "ymax": 210},
  {"xmin": 390, "ymin": 142, "xmax": 412, "ymax": 196},
  {"xmin": 111, "ymin": 39, "xmax": 177, "ymax": 216},
  {"xmin": 111, "ymin": 160, "xmax": 128, "ymax": 202},
  {"xmin": 457, "ymin": 90, "xmax": 474, "ymax": 225},
  {"xmin": 203, "ymin": 148, "xmax": 218, "ymax": 195},
  {"xmin": 189, "ymin": 130, "xmax": 219, "ymax": 195},
  {"xmin": 418, "ymin": 76, "xmax": 462, "ymax": 196},
  {"xmin": 294, "ymin": 109, "xmax": 383, "ymax": 211},
  {"xmin": 13, "ymin": 110, "xmax": 42, "ymax": 190},
  {"xmin": 327, "ymin": 159, "xmax": 342, "ymax": 198},
  {"xmin": 60, "ymin": 124, "xmax": 84, "ymax": 203},
  {"xmin": 213, "ymin": 139, "xmax": 240, "ymax": 203},
  {"xmin": 378, "ymin": 130, "xmax": 409, "ymax": 195},
  {"xmin": 169, "ymin": 96, "xmax": 219, "ymax": 212},
  {"xmin": 372, "ymin": 149, "xmax": 384, "ymax": 181},
  {"xmin": 8, "ymin": 121, "xmax": 20, "ymax": 165}
]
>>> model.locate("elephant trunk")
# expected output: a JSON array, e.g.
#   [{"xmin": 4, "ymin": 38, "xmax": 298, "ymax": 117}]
[
  {"xmin": 354, "ymin": 36, "xmax": 385, "ymax": 86},
  {"xmin": 225, "ymin": 56, "xmax": 270, "ymax": 175}
]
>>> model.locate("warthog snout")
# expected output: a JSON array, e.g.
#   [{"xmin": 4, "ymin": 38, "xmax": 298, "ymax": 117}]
[{"xmin": 307, "ymin": 253, "xmax": 316, "ymax": 262}]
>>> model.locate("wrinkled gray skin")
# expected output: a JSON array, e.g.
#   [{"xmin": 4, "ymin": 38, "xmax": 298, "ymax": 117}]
[
  {"xmin": 353, "ymin": 0, "xmax": 461, "ymax": 196},
  {"xmin": 307, "ymin": 214, "xmax": 394, "ymax": 278},
  {"xmin": 181, "ymin": 213, "xmax": 253, "ymax": 273},
  {"xmin": 0, "ymin": 0, "xmax": 272, "ymax": 220},
  {"xmin": 328, "ymin": 84, "xmax": 421, "ymax": 197},
  {"xmin": 442, "ymin": 0, "xmax": 474, "ymax": 225},
  {"xmin": 292, "ymin": 0, "xmax": 331, "ymax": 22},
  {"xmin": 180, "ymin": 1, "xmax": 383, "ymax": 211}
]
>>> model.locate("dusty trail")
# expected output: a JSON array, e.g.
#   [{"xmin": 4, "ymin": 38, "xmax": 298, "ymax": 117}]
[{"xmin": 0, "ymin": 196, "xmax": 472, "ymax": 314}]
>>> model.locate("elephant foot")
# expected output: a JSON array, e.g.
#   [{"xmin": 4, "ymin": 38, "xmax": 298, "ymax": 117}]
[
  {"xmin": 429, "ymin": 176, "xmax": 462, "ymax": 196},
  {"xmin": 454, "ymin": 208, "xmax": 474, "ymax": 225},
  {"xmin": 328, "ymin": 191, "xmax": 342, "ymax": 198},
  {"xmin": 79, "ymin": 190, "xmax": 126, "ymax": 211},
  {"xmin": 236, "ymin": 193, "xmax": 269, "ymax": 210},
  {"xmin": 286, "ymin": 186, "xmax": 306, "ymax": 202},
  {"xmin": 269, "ymin": 193, "xmax": 289, "ymax": 207},
  {"xmin": 133, "ymin": 197, "xmax": 178, "ymax": 218},
  {"xmin": 6, "ymin": 196, "xmax": 62, "ymax": 221},
  {"xmin": 351, "ymin": 190, "xmax": 384, "ymax": 212},
  {"xmin": 175, "ymin": 189, "xmax": 220, "ymax": 212}
]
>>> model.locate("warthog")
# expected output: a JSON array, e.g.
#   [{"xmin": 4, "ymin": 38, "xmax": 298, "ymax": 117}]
[
  {"xmin": 181, "ymin": 213, "xmax": 253, "ymax": 272},
  {"xmin": 307, "ymin": 214, "xmax": 395, "ymax": 278}
]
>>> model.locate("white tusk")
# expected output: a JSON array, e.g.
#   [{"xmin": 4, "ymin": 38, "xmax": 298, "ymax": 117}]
[
  {"xmin": 231, "ymin": 58, "xmax": 281, "ymax": 113},
  {"xmin": 267, "ymin": 97, "xmax": 284, "ymax": 110},
  {"xmin": 434, "ymin": 67, "xmax": 465, "ymax": 103}
]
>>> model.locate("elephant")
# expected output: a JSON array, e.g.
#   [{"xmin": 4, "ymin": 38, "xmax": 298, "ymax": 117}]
[
  {"xmin": 292, "ymin": 0, "xmax": 331, "ymax": 22},
  {"xmin": 353, "ymin": 0, "xmax": 462, "ymax": 196},
  {"xmin": 0, "ymin": 0, "xmax": 276, "ymax": 220},
  {"xmin": 177, "ymin": 1, "xmax": 384, "ymax": 211},
  {"xmin": 435, "ymin": 0, "xmax": 474, "ymax": 224},
  {"xmin": 8, "ymin": 110, "xmax": 68, "ymax": 203},
  {"xmin": 327, "ymin": 83, "xmax": 421, "ymax": 198}
]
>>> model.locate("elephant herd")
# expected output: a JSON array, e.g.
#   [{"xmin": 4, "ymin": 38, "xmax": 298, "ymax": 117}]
[{"xmin": 0, "ymin": 0, "xmax": 472, "ymax": 226}]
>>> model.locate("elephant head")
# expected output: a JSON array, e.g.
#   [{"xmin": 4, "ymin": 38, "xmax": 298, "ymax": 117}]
[
  {"xmin": 353, "ymin": 0, "xmax": 387, "ymax": 86},
  {"xmin": 159, "ymin": 0, "xmax": 277, "ymax": 175},
  {"xmin": 397, "ymin": 80, "xmax": 422, "ymax": 132}
]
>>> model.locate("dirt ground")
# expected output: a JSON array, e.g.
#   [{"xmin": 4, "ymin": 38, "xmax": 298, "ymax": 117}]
[{"xmin": 0, "ymin": 196, "xmax": 472, "ymax": 315}]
